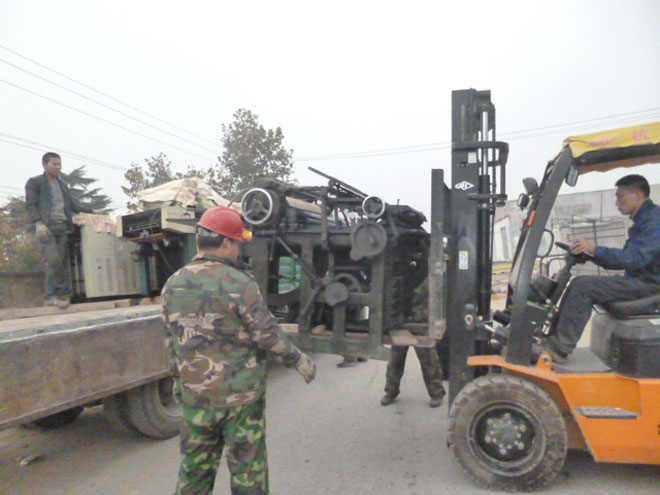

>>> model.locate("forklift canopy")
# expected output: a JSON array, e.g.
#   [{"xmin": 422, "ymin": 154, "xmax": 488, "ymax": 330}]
[{"xmin": 563, "ymin": 122, "xmax": 660, "ymax": 174}]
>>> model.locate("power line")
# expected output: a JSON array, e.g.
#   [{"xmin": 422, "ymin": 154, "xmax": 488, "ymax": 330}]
[
  {"xmin": 500, "ymin": 107, "xmax": 660, "ymax": 137},
  {"xmin": 0, "ymin": 184, "xmax": 21, "ymax": 191},
  {"xmin": 0, "ymin": 44, "xmax": 220, "ymax": 148},
  {"xmin": 0, "ymin": 77, "xmax": 216, "ymax": 162},
  {"xmin": 294, "ymin": 107, "xmax": 660, "ymax": 160},
  {"xmin": 295, "ymin": 143, "xmax": 451, "ymax": 162},
  {"xmin": 8, "ymin": 44, "xmax": 656, "ymax": 165},
  {"xmin": 294, "ymin": 110, "xmax": 660, "ymax": 162},
  {"xmin": 0, "ymin": 58, "xmax": 222, "ymax": 156},
  {"xmin": 0, "ymin": 134, "xmax": 129, "ymax": 171},
  {"xmin": 1, "ymin": 134, "xmax": 128, "ymax": 170},
  {"xmin": 503, "ymin": 114, "xmax": 660, "ymax": 141}
]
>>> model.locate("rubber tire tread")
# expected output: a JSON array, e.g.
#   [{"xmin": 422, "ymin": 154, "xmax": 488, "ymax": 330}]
[
  {"xmin": 448, "ymin": 374, "xmax": 568, "ymax": 492},
  {"xmin": 103, "ymin": 392, "xmax": 141, "ymax": 435},
  {"xmin": 30, "ymin": 406, "xmax": 84, "ymax": 428},
  {"xmin": 125, "ymin": 380, "xmax": 181, "ymax": 439}
]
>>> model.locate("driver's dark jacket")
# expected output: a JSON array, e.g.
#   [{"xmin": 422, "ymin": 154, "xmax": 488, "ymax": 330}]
[{"xmin": 592, "ymin": 199, "xmax": 660, "ymax": 285}]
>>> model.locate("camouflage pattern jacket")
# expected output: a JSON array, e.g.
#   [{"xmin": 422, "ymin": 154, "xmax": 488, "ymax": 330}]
[{"xmin": 161, "ymin": 253, "xmax": 303, "ymax": 408}]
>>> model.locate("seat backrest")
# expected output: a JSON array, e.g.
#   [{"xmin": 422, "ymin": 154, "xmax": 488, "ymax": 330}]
[{"xmin": 603, "ymin": 292, "xmax": 660, "ymax": 319}]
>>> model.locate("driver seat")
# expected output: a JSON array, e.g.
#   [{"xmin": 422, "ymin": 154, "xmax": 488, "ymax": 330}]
[{"xmin": 602, "ymin": 292, "xmax": 660, "ymax": 319}]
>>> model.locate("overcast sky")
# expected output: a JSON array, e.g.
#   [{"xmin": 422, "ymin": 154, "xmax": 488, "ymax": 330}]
[{"xmin": 1, "ymin": 0, "xmax": 659, "ymax": 216}]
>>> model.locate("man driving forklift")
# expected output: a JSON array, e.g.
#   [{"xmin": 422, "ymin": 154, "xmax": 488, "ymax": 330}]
[{"xmin": 541, "ymin": 174, "xmax": 660, "ymax": 363}]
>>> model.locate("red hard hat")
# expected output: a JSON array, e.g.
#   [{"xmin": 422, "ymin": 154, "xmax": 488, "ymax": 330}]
[{"xmin": 198, "ymin": 206, "xmax": 251, "ymax": 243}]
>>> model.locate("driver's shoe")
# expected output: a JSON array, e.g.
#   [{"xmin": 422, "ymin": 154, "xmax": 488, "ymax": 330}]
[{"xmin": 537, "ymin": 340, "xmax": 568, "ymax": 364}]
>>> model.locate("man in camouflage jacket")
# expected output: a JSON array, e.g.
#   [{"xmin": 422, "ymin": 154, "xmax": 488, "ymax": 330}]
[{"xmin": 162, "ymin": 206, "xmax": 316, "ymax": 495}]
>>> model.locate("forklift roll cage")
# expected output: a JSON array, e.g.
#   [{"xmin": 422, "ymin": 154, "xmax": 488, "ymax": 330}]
[
  {"xmin": 443, "ymin": 107, "xmax": 660, "ymax": 404},
  {"xmin": 503, "ymin": 121, "xmax": 660, "ymax": 365}
]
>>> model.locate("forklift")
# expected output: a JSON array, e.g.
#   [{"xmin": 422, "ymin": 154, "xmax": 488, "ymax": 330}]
[
  {"xmin": 239, "ymin": 89, "xmax": 659, "ymax": 491},
  {"xmin": 444, "ymin": 92, "xmax": 660, "ymax": 490}
]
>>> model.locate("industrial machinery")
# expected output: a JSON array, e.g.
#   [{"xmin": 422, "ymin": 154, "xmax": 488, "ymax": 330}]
[
  {"xmin": 117, "ymin": 204, "xmax": 201, "ymax": 296},
  {"xmin": 69, "ymin": 226, "xmax": 142, "ymax": 300},
  {"xmin": 62, "ymin": 205, "xmax": 201, "ymax": 302},
  {"xmin": 241, "ymin": 169, "xmax": 433, "ymax": 359}
]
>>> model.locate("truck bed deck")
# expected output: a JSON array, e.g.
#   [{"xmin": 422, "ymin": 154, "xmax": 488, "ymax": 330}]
[
  {"xmin": 0, "ymin": 305, "xmax": 161, "ymax": 342},
  {"xmin": 0, "ymin": 301, "xmax": 169, "ymax": 430}
]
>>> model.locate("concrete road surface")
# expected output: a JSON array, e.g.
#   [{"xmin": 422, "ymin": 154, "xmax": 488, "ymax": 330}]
[{"xmin": 1, "ymin": 353, "xmax": 657, "ymax": 495}]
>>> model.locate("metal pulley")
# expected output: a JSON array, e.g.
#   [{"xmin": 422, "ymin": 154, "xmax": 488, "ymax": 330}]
[
  {"xmin": 350, "ymin": 221, "xmax": 387, "ymax": 261},
  {"xmin": 241, "ymin": 188, "xmax": 279, "ymax": 225},
  {"xmin": 323, "ymin": 282, "xmax": 350, "ymax": 306},
  {"xmin": 362, "ymin": 196, "xmax": 386, "ymax": 219},
  {"xmin": 322, "ymin": 273, "xmax": 364, "ymax": 307}
]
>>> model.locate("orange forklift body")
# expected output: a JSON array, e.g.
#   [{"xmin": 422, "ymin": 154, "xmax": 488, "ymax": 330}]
[{"xmin": 468, "ymin": 355, "xmax": 660, "ymax": 465}]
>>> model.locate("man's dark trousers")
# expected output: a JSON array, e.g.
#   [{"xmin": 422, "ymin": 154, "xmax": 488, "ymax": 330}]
[
  {"xmin": 38, "ymin": 221, "xmax": 72, "ymax": 300},
  {"xmin": 550, "ymin": 275, "xmax": 660, "ymax": 354},
  {"xmin": 384, "ymin": 346, "xmax": 445, "ymax": 399}
]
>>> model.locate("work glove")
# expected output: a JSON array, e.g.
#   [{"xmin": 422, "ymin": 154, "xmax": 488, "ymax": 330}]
[
  {"xmin": 295, "ymin": 353, "xmax": 317, "ymax": 384},
  {"xmin": 35, "ymin": 222, "xmax": 50, "ymax": 242}
]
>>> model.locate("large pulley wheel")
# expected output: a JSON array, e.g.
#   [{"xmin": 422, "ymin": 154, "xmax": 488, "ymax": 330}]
[
  {"xmin": 350, "ymin": 221, "xmax": 387, "ymax": 260},
  {"xmin": 241, "ymin": 188, "xmax": 278, "ymax": 226},
  {"xmin": 448, "ymin": 374, "xmax": 568, "ymax": 491},
  {"xmin": 322, "ymin": 272, "xmax": 364, "ymax": 307}
]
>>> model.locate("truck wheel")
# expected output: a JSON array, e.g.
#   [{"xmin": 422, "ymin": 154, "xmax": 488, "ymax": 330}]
[
  {"xmin": 103, "ymin": 392, "xmax": 140, "ymax": 435},
  {"xmin": 30, "ymin": 406, "xmax": 84, "ymax": 428},
  {"xmin": 125, "ymin": 378, "xmax": 181, "ymax": 439},
  {"xmin": 448, "ymin": 374, "xmax": 567, "ymax": 492}
]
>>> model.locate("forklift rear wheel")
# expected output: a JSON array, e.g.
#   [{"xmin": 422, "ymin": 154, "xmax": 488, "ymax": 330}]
[
  {"xmin": 125, "ymin": 378, "xmax": 182, "ymax": 439},
  {"xmin": 448, "ymin": 374, "xmax": 567, "ymax": 492}
]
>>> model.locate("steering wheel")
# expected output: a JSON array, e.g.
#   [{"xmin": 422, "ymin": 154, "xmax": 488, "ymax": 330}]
[
  {"xmin": 241, "ymin": 188, "xmax": 275, "ymax": 225},
  {"xmin": 555, "ymin": 241, "xmax": 590, "ymax": 263}
]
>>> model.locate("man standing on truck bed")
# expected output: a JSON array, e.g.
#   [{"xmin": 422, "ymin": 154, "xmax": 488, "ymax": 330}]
[
  {"xmin": 542, "ymin": 174, "xmax": 660, "ymax": 363},
  {"xmin": 25, "ymin": 152, "xmax": 96, "ymax": 308},
  {"xmin": 161, "ymin": 205, "xmax": 316, "ymax": 495}
]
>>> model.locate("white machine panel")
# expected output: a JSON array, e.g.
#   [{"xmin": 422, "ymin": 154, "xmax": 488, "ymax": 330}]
[{"xmin": 81, "ymin": 226, "xmax": 142, "ymax": 298}]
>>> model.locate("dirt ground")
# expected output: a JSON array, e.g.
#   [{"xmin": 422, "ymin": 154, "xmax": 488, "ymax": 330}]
[{"xmin": 1, "ymin": 353, "xmax": 657, "ymax": 495}]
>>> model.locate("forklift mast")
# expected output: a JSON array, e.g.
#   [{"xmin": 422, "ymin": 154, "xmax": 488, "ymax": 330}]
[{"xmin": 442, "ymin": 89, "xmax": 508, "ymax": 405}]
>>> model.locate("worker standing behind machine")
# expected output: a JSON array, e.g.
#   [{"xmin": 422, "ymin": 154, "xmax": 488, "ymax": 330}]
[
  {"xmin": 161, "ymin": 206, "xmax": 316, "ymax": 495},
  {"xmin": 380, "ymin": 344, "xmax": 445, "ymax": 407}
]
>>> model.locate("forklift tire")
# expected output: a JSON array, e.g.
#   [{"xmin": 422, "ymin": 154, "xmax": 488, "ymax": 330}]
[
  {"xmin": 125, "ymin": 378, "xmax": 181, "ymax": 439},
  {"xmin": 102, "ymin": 392, "xmax": 140, "ymax": 435},
  {"xmin": 29, "ymin": 406, "xmax": 84, "ymax": 428},
  {"xmin": 448, "ymin": 374, "xmax": 567, "ymax": 492}
]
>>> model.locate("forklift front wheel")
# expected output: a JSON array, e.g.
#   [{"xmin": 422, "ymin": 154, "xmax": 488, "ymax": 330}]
[{"xmin": 448, "ymin": 374, "xmax": 567, "ymax": 492}]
